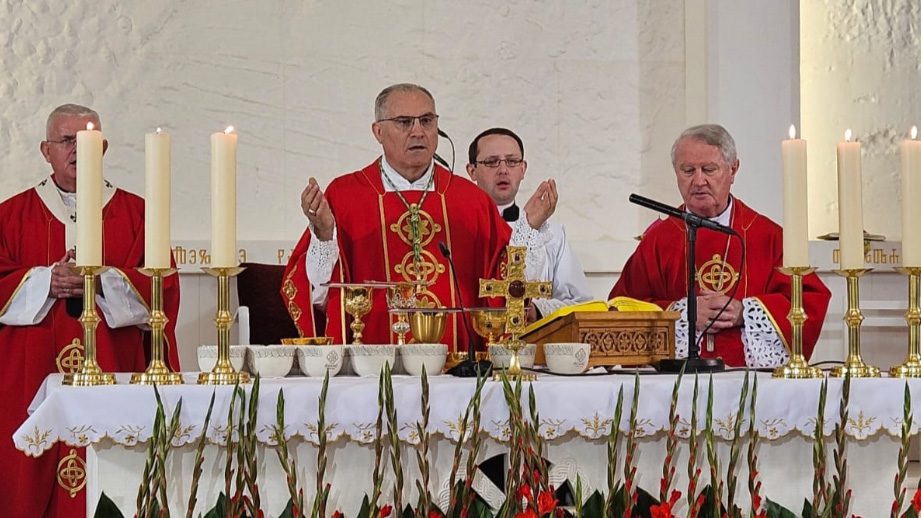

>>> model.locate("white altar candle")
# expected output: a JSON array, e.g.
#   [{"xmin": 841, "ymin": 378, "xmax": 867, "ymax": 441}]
[
  {"xmin": 782, "ymin": 125, "xmax": 809, "ymax": 267},
  {"xmin": 145, "ymin": 128, "xmax": 171, "ymax": 269},
  {"xmin": 902, "ymin": 126, "xmax": 921, "ymax": 266},
  {"xmin": 76, "ymin": 122, "xmax": 103, "ymax": 266},
  {"xmin": 210, "ymin": 126, "xmax": 238, "ymax": 268},
  {"xmin": 836, "ymin": 129, "xmax": 865, "ymax": 270}
]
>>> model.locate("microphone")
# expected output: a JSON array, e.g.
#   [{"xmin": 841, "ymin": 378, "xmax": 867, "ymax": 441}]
[
  {"xmin": 438, "ymin": 241, "xmax": 491, "ymax": 377},
  {"xmin": 629, "ymin": 193, "xmax": 736, "ymax": 235},
  {"xmin": 434, "ymin": 128, "xmax": 455, "ymax": 172}
]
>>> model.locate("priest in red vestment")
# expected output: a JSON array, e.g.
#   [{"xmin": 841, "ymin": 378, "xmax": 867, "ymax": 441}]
[
  {"xmin": 284, "ymin": 84, "xmax": 554, "ymax": 350},
  {"xmin": 0, "ymin": 104, "xmax": 180, "ymax": 517},
  {"xmin": 610, "ymin": 124, "xmax": 830, "ymax": 367}
]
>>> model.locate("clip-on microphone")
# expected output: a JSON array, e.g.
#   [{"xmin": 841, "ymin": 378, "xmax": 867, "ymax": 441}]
[
  {"xmin": 433, "ymin": 128, "xmax": 456, "ymax": 172},
  {"xmin": 438, "ymin": 241, "xmax": 492, "ymax": 377}
]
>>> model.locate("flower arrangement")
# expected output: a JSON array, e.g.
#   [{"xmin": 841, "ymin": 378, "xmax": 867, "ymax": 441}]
[{"xmin": 92, "ymin": 371, "xmax": 921, "ymax": 518}]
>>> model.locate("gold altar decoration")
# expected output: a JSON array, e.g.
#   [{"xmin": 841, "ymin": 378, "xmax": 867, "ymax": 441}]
[
  {"xmin": 385, "ymin": 280, "xmax": 427, "ymax": 345},
  {"xmin": 891, "ymin": 267, "xmax": 921, "ymax": 377},
  {"xmin": 198, "ymin": 266, "xmax": 250, "ymax": 385},
  {"xmin": 64, "ymin": 266, "xmax": 116, "ymax": 386},
  {"xmin": 773, "ymin": 266, "xmax": 822, "ymax": 379},
  {"xmin": 324, "ymin": 282, "xmax": 389, "ymax": 345},
  {"xmin": 470, "ymin": 308, "xmax": 508, "ymax": 347},
  {"xmin": 831, "ymin": 268, "xmax": 880, "ymax": 378},
  {"xmin": 480, "ymin": 246, "xmax": 552, "ymax": 380},
  {"xmin": 131, "ymin": 268, "xmax": 182, "ymax": 385}
]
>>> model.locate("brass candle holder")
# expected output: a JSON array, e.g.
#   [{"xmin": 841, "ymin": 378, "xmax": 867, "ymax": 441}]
[
  {"xmin": 890, "ymin": 267, "xmax": 921, "ymax": 377},
  {"xmin": 498, "ymin": 335, "xmax": 536, "ymax": 382},
  {"xmin": 64, "ymin": 266, "xmax": 116, "ymax": 386},
  {"xmin": 131, "ymin": 268, "xmax": 183, "ymax": 385},
  {"xmin": 831, "ymin": 268, "xmax": 880, "ymax": 378},
  {"xmin": 773, "ymin": 266, "xmax": 822, "ymax": 379},
  {"xmin": 198, "ymin": 266, "xmax": 250, "ymax": 385}
]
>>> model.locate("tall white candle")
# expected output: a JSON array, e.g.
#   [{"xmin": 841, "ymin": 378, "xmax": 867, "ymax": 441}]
[
  {"xmin": 836, "ymin": 129, "xmax": 865, "ymax": 270},
  {"xmin": 902, "ymin": 126, "xmax": 921, "ymax": 266},
  {"xmin": 210, "ymin": 126, "xmax": 238, "ymax": 268},
  {"xmin": 145, "ymin": 128, "xmax": 171, "ymax": 269},
  {"xmin": 782, "ymin": 125, "xmax": 809, "ymax": 267},
  {"xmin": 76, "ymin": 122, "xmax": 103, "ymax": 266}
]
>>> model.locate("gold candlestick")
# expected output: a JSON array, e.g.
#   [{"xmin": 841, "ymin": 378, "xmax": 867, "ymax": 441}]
[
  {"xmin": 831, "ymin": 268, "xmax": 880, "ymax": 378},
  {"xmin": 64, "ymin": 266, "xmax": 116, "ymax": 386},
  {"xmin": 198, "ymin": 266, "xmax": 250, "ymax": 385},
  {"xmin": 890, "ymin": 267, "xmax": 921, "ymax": 377},
  {"xmin": 131, "ymin": 268, "xmax": 183, "ymax": 385},
  {"xmin": 773, "ymin": 266, "xmax": 822, "ymax": 379}
]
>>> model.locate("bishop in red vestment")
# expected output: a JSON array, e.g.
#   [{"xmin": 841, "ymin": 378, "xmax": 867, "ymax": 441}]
[
  {"xmin": 283, "ymin": 84, "xmax": 514, "ymax": 350},
  {"xmin": 0, "ymin": 105, "xmax": 180, "ymax": 517},
  {"xmin": 611, "ymin": 125, "xmax": 830, "ymax": 367}
]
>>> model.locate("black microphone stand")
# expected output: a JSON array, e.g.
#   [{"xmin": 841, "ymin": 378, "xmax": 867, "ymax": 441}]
[
  {"xmin": 656, "ymin": 222, "xmax": 725, "ymax": 373},
  {"xmin": 438, "ymin": 242, "xmax": 492, "ymax": 377}
]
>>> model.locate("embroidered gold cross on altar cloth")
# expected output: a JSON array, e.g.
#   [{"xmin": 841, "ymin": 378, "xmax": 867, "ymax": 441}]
[{"xmin": 479, "ymin": 246, "xmax": 552, "ymax": 335}]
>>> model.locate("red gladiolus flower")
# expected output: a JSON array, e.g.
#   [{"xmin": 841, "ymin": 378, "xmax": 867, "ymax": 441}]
[
  {"xmin": 537, "ymin": 490, "xmax": 557, "ymax": 516},
  {"xmin": 518, "ymin": 484, "xmax": 533, "ymax": 503},
  {"xmin": 515, "ymin": 508, "xmax": 538, "ymax": 518},
  {"xmin": 332, "ymin": 511, "xmax": 343, "ymax": 518},
  {"xmin": 381, "ymin": 504, "xmax": 393, "ymax": 518},
  {"xmin": 913, "ymin": 487, "xmax": 921, "ymax": 511},
  {"xmin": 428, "ymin": 510, "xmax": 442, "ymax": 518},
  {"xmin": 649, "ymin": 503, "xmax": 673, "ymax": 518}
]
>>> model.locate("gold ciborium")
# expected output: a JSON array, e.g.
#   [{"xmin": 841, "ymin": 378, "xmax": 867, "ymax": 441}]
[
  {"xmin": 387, "ymin": 283, "xmax": 419, "ymax": 345},
  {"xmin": 410, "ymin": 310, "xmax": 447, "ymax": 344},
  {"xmin": 469, "ymin": 308, "xmax": 507, "ymax": 347},
  {"xmin": 343, "ymin": 286, "xmax": 373, "ymax": 344}
]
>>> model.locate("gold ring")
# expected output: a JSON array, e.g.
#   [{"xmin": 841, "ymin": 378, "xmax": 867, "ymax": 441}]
[{"xmin": 307, "ymin": 209, "xmax": 317, "ymax": 215}]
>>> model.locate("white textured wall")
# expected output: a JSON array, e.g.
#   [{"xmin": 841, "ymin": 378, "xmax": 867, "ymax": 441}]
[
  {"xmin": 0, "ymin": 0, "xmax": 687, "ymax": 273},
  {"xmin": 802, "ymin": 0, "xmax": 921, "ymax": 240}
]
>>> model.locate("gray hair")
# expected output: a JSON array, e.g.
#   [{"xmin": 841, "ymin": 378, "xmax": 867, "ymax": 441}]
[
  {"xmin": 46, "ymin": 104, "xmax": 101, "ymax": 137},
  {"xmin": 670, "ymin": 124, "xmax": 737, "ymax": 167},
  {"xmin": 374, "ymin": 83, "xmax": 435, "ymax": 120}
]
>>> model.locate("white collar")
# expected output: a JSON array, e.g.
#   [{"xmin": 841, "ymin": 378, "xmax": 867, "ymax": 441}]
[
  {"xmin": 380, "ymin": 157, "xmax": 435, "ymax": 192},
  {"xmin": 709, "ymin": 197, "xmax": 734, "ymax": 227}
]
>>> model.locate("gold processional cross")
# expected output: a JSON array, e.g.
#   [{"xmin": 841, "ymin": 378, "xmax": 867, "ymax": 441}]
[{"xmin": 479, "ymin": 246, "xmax": 551, "ymax": 378}]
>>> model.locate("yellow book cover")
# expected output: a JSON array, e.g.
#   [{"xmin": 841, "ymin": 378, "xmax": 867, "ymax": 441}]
[{"xmin": 523, "ymin": 297, "xmax": 661, "ymax": 334}]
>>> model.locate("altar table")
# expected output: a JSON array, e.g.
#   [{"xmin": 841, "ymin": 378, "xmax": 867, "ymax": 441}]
[{"xmin": 16, "ymin": 372, "xmax": 921, "ymax": 516}]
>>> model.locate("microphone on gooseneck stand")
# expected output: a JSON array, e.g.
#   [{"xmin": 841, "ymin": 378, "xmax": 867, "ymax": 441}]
[
  {"xmin": 438, "ymin": 241, "xmax": 492, "ymax": 378},
  {"xmin": 66, "ymin": 297, "xmax": 83, "ymax": 318},
  {"xmin": 434, "ymin": 129, "xmax": 456, "ymax": 172}
]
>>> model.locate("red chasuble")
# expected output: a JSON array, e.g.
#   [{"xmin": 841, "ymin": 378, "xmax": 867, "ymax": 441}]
[
  {"xmin": 284, "ymin": 160, "xmax": 511, "ymax": 351},
  {"xmin": 0, "ymin": 182, "xmax": 180, "ymax": 517},
  {"xmin": 610, "ymin": 198, "xmax": 830, "ymax": 367}
]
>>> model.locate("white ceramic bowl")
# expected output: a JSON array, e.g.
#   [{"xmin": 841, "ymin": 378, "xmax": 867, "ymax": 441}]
[
  {"xmin": 297, "ymin": 345, "xmax": 344, "ymax": 377},
  {"xmin": 197, "ymin": 345, "xmax": 247, "ymax": 372},
  {"xmin": 399, "ymin": 343, "xmax": 447, "ymax": 376},
  {"xmin": 488, "ymin": 343, "xmax": 536, "ymax": 369},
  {"xmin": 246, "ymin": 345, "xmax": 296, "ymax": 378},
  {"xmin": 347, "ymin": 345, "xmax": 396, "ymax": 377},
  {"xmin": 543, "ymin": 342, "xmax": 591, "ymax": 374}
]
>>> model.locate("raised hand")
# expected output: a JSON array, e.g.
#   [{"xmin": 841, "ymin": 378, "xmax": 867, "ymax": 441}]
[
  {"xmin": 301, "ymin": 177, "xmax": 335, "ymax": 241},
  {"xmin": 523, "ymin": 178, "xmax": 558, "ymax": 230}
]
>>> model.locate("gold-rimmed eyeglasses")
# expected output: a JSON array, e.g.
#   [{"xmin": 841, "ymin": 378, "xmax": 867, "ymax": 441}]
[{"xmin": 46, "ymin": 136, "xmax": 78, "ymax": 148}]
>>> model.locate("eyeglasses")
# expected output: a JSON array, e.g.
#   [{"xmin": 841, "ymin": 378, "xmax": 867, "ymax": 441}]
[
  {"xmin": 475, "ymin": 157, "xmax": 525, "ymax": 169},
  {"xmin": 377, "ymin": 114, "xmax": 439, "ymax": 131},
  {"xmin": 47, "ymin": 136, "xmax": 78, "ymax": 148}
]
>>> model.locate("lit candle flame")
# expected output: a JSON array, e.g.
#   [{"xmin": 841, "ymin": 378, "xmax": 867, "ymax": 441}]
[
  {"xmin": 86, "ymin": 122, "xmax": 95, "ymax": 131},
  {"xmin": 912, "ymin": 126, "xmax": 918, "ymax": 140},
  {"xmin": 156, "ymin": 127, "xmax": 162, "ymax": 135},
  {"xmin": 788, "ymin": 124, "xmax": 796, "ymax": 139},
  {"xmin": 224, "ymin": 126, "xmax": 234, "ymax": 134},
  {"xmin": 845, "ymin": 129, "xmax": 852, "ymax": 142}
]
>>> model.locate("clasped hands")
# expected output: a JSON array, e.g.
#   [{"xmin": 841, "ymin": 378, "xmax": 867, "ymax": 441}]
[
  {"xmin": 696, "ymin": 289, "xmax": 743, "ymax": 334},
  {"xmin": 51, "ymin": 249, "xmax": 83, "ymax": 299}
]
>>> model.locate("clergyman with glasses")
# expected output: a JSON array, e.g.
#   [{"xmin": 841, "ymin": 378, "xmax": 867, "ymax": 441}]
[
  {"xmin": 284, "ymin": 84, "xmax": 543, "ymax": 349},
  {"xmin": 0, "ymin": 103, "xmax": 180, "ymax": 515},
  {"xmin": 609, "ymin": 124, "xmax": 831, "ymax": 367},
  {"xmin": 466, "ymin": 127, "xmax": 592, "ymax": 321}
]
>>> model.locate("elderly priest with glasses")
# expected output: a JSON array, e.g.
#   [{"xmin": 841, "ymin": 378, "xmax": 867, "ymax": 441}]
[{"xmin": 283, "ymin": 84, "xmax": 547, "ymax": 350}]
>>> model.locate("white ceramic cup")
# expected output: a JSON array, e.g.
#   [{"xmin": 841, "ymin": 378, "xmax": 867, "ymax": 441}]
[
  {"xmin": 297, "ymin": 345, "xmax": 344, "ymax": 377},
  {"xmin": 399, "ymin": 343, "xmax": 447, "ymax": 376},
  {"xmin": 347, "ymin": 345, "xmax": 397, "ymax": 377},
  {"xmin": 246, "ymin": 345, "xmax": 295, "ymax": 378},
  {"xmin": 543, "ymin": 342, "xmax": 591, "ymax": 374},
  {"xmin": 197, "ymin": 345, "xmax": 246, "ymax": 372}
]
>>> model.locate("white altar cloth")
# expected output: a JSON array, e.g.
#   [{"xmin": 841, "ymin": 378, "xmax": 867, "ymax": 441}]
[{"xmin": 15, "ymin": 371, "xmax": 921, "ymax": 516}]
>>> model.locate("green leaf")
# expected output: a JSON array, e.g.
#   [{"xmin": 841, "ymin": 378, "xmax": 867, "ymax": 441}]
[
  {"xmin": 202, "ymin": 492, "xmax": 229, "ymax": 518},
  {"xmin": 402, "ymin": 503, "xmax": 415, "ymax": 518},
  {"xmin": 279, "ymin": 498, "xmax": 295, "ymax": 518},
  {"xmin": 765, "ymin": 498, "xmax": 798, "ymax": 518},
  {"xmin": 469, "ymin": 494, "xmax": 493, "ymax": 518},
  {"xmin": 357, "ymin": 494, "xmax": 372, "ymax": 518},
  {"xmin": 581, "ymin": 490, "xmax": 604, "ymax": 518},
  {"xmin": 93, "ymin": 492, "xmax": 125, "ymax": 518}
]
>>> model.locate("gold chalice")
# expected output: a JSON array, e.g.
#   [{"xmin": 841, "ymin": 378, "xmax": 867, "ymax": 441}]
[
  {"xmin": 410, "ymin": 310, "xmax": 447, "ymax": 344},
  {"xmin": 469, "ymin": 308, "xmax": 507, "ymax": 347},
  {"xmin": 343, "ymin": 286, "xmax": 373, "ymax": 344},
  {"xmin": 387, "ymin": 283, "xmax": 419, "ymax": 345}
]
